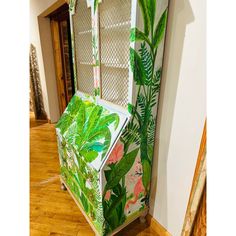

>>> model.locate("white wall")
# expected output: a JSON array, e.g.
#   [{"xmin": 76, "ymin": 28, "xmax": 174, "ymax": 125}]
[
  {"xmin": 30, "ymin": 0, "xmax": 60, "ymax": 122},
  {"xmin": 149, "ymin": 0, "xmax": 206, "ymax": 235}
]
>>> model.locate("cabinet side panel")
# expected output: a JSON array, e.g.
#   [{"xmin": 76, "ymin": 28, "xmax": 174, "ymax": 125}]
[{"xmin": 101, "ymin": 0, "xmax": 169, "ymax": 234}]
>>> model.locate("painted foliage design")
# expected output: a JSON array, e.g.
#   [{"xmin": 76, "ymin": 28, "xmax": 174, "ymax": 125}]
[
  {"xmin": 58, "ymin": 137, "xmax": 104, "ymax": 232},
  {"xmin": 58, "ymin": 0, "xmax": 168, "ymax": 235},
  {"xmin": 92, "ymin": 0, "xmax": 101, "ymax": 97},
  {"xmin": 56, "ymin": 93, "xmax": 121, "ymax": 234},
  {"xmin": 56, "ymin": 94, "xmax": 120, "ymax": 166},
  {"xmin": 69, "ymin": 0, "xmax": 78, "ymax": 90},
  {"xmin": 102, "ymin": 0, "xmax": 168, "ymax": 233}
]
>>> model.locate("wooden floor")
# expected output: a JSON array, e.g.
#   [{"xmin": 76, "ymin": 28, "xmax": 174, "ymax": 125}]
[{"xmin": 30, "ymin": 113, "xmax": 158, "ymax": 236}]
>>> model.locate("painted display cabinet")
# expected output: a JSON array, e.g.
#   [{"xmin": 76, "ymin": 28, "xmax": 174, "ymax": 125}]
[{"xmin": 56, "ymin": 0, "xmax": 169, "ymax": 235}]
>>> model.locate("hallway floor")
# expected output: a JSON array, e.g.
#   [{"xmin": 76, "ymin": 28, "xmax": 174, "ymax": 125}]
[{"xmin": 30, "ymin": 113, "xmax": 158, "ymax": 236}]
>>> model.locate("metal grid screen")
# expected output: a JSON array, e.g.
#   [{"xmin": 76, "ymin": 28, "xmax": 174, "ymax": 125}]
[
  {"xmin": 100, "ymin": 0, "xmax": 131, "ymax": 107},
  {"xmin": 73, "ymin": 0, "xmax": 94, "ymax": 95}
]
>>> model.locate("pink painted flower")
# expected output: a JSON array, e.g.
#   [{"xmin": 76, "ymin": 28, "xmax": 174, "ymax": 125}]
[
  {"xmin": 126, "ymin": 156, "xmax": 143, "ymax": 184},
  {"xmin": 95, "ymin": 67, "xmax": 100, "ymax": 79},
  {"xmin": 125, "ymin": 177, "xmax": 145, "ymax": 211},
  {"xmin": 92, "ymin": 19, "xmax": 95, "ymax": 28},
  {"xmin": 93, "ymin": 58, "xmax": 96, "ymax": 65},
  {"xmin": 107, "ymin": 141, "xmax": 124, "ymax": 164},
  {"xmin": 94, "ymin": 77, "xmax": 99, "ymax": 88},
  {"xmin": 134, "ymin": 159, "xmax": 142, "ymax": 175},
  {"xmin": 104, "ymin": 190, "xmax": 111, "ymax": 201}
]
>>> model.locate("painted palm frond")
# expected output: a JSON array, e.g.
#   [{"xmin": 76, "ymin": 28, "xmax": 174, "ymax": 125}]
[
  {"xmin": 139, "ymin": 42, "xmax": 153, "ymax": 86},
  {"xmin": 121, "ymin": 122, "xmax": 140, "ymax": 152},
  {"xmin": 149, "ymin": 68, "xmax": 161, "ymax": 108},
  {"xmin": 152, "ymin": 69, "xmax": 161, "ymax": 94},
  {"xmin": 147, "ymin": 116, "xmax": 156, "ymax": 148},
  {"xmin": 130, "ymin": 47, "xmax": 146, "ymax": 86},
  {"xmin": 137, "ymin": 94, "xmax": 147, "ymax": 124}
]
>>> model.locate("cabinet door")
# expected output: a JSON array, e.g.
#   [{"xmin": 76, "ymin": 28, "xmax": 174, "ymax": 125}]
[
  {"xmin": 72, "ymin": 0, "xmax": 94, "ymax": 95},
  {"xmin": 99, "ymin": 0, "xmax": 132, "ymax": 107}
]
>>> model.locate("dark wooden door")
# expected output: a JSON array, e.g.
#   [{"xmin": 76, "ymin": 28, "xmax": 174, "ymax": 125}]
[{"xmin": 49, "ymin": 4, "xmax": 75, "ymax": 114}]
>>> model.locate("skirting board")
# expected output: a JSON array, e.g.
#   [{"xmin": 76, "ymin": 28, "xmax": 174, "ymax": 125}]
[
  {"xmin": 60, "ymin": 176, "xmax": 148, "ymax": 236},
  {"xmin": 147, "ymin": 214, "xmax": 172, "ymax": 236}
]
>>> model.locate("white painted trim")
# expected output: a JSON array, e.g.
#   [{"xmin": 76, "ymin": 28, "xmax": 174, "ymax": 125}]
[
  {"xmin": 70, "ymin": 0, "xmax": 77, "ymax": 15},
  {"xmin": 86, "ymin": 0, "xmax": 92, "ymax": 7},
  {"xmin": 90, "ymin": 0, "xmax": 101, "ymax": 100},
  {"xmin": 87, "ymin": 0, "xmax": 102, "ymax": 8},
  {"xmin": 127, "ymin": 0, "xmax": 138, "ymax": 106}
]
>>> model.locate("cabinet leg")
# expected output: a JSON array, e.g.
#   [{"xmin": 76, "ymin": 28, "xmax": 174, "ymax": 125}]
[
  {"xmin": 139, "ymin": 209, "xmax": 148, "ymax": 223},
  {"xmin": 139, "ymin": 215, "xmax": 146, "ymax": 223},
  {"xmin": 61, "ymin": 182, "xmax": 67, "ymax": 191}
]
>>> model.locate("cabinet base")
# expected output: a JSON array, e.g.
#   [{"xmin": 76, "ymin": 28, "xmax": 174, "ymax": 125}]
[
  {"xmin": 60, "ymin": 176, "xmax": 149, "ymax": 236},
  {"xmin": 139, "ymin": 208, "xmax": 148, "ymax": 223}
]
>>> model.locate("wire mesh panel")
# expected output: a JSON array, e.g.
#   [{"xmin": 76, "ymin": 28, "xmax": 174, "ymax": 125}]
[
  {"xmin": 73, "ymin": 0, "xmax": 94, "ymax": 95},
  {"xmin": 99, "ymin": 0, "xmax": 131, "ymax": 107}
]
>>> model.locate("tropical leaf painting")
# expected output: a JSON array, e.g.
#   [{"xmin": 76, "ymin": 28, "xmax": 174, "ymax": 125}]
[
  {"xmin": 102, "ymin": 0, "xmax": 168, "ymax": 234},
  {"xmin": 56, "ymin": 93, "xmax": 120, "ymax": 167},
  {"xmin": 123, "ymin": 2, "xmax": 168, "ymax": 193},
  {"xmin": 69, "ymin": 0, "xmax": 77, "ymax": 13}
]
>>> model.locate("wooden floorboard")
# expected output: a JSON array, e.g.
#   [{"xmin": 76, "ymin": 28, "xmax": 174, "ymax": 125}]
[{"xmin": 30, "ymin": 113, "xmax": 158, "ymax": 236}]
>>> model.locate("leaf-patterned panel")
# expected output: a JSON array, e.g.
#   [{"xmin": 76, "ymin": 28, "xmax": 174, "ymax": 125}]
[{"xmin": 56, "ymin": 92, "xmax": 129, "ymax": 171}]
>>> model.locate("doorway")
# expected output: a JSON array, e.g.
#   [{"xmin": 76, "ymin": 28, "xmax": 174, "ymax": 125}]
[{"xmin": 48, "ymin": 4, "xmax": 75, "ymax": 115}]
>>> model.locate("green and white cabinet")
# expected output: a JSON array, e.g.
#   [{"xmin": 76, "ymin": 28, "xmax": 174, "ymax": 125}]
[{"xmin": 56, "ymin": 0, "xmax": 169, "ymax": 235}]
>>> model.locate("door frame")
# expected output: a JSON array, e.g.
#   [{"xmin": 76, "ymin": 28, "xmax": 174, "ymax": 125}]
[
  {"xmin": 49, "ymin": 3, "xmax": 74, "ymax": 115},
  {"xmin": 50, "ymin": 18, "xmax": 67, "ymax": 114},
  {"xmin": 181, "ymin": 120, "xmax": 207, "ymax": 236}
]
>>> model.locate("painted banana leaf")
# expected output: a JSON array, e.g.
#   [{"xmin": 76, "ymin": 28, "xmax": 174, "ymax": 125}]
[{"xmin": 56, "ymin": 92, "xmax": 129, "ymax": 171}]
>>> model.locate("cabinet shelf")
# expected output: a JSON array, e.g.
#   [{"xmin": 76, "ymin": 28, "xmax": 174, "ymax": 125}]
[
  {"xmin": 102, "ymin": 62, "xmax": 129, "ymax": 69},
  {"xmin": 79, "ymin": 61, "xmax": 93, "ymax": 65},
  {"xmin": 101, "ymin": 20, "xmax": 130, "ymax": 30},
  {"xmin": 79, "ymin": 61, "xmax": 128, "ymax": 69},
  {"xmin": 78, "ymin": 29, "xmax": 92, "ymax": 35}
]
